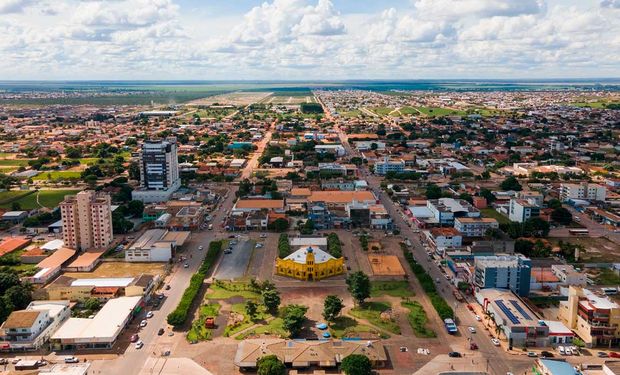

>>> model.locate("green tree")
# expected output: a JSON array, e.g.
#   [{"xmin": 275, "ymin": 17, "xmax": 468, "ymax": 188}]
[
  {"xmin": 479, "ymin": 188, "xmax": 495, "ymax": 203},
  {"xmin": 127, "ymin": 200, "xmax": 145, "ymax": 216},
  {"xmin": 458, "ymin": 193, "xmax": 473, "ymax": 204},
  {"xmin": 500, "ymin": 176, "xmax": 522, "ymax": 191},
  {"xmin": 0, "ymin": 271, "xmax": 20, "ymax": 295},
  {"xmin": 112, "ymin": 211, "xmax": 134, "ymax": 234},
  {"xmin": 262, "ymin": 289, "xmax": 281, "ymax": 314},
  {"xmin": 425, "ymin": 184, "xmax": 442, "ymax": 199},
  {"xmin": 257, "ymin": 355, "xmax": 286, "ymax": 375},
  {"xmin": 323, "ymin": 295, "xmax": 344, "ymax": 321},
  {"xmin": 341, "ymin": 354, "xmax": 372, "ymax": 375},
  {"xmin": 547, "ymin": 198, "xmax": 562, "ymax": 210},
  {"xmin": 83, "ymin": 298, "xmax": 101, "ymax": 311},
  {"xmin": 525, "ymin": 217, "xmax": 550, "ymax": 237},
  {"xmin": 4, "ymin": 284, "xmax": 31, "ymax": 310},
  {"xmin": 245, "ymin": 300, "xmax": 258, "ymax": 320},
  {"xmin": 551, "ymin": 207, "xmax": 572, "ymax": 225},
  {"xmin": 10, "ymin": 202, "xmax": 21, "ymax": 211},
  {"xmin": 268, "ymin": 218, "xmax": 289, "ymax": 232},
  {"xmin": 346, "ymin": 271, "xmax": 371, "ymax": 306},
  {"xmin": 300, "ymin": 219, "xmax": 315, "ymax": 235},
  {"xmin": 282, "ymin": 304, "xmax": 308, "ymax": 337}
]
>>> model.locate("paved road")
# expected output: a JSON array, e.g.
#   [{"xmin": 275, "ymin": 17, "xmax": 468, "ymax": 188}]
[
  {"xmin": 90, "ymin": 185, "xmax": 239, "ymax": 375},
  {"xmin": 212, "ymin": 237, "xmax": 253, "ymax": 280}
]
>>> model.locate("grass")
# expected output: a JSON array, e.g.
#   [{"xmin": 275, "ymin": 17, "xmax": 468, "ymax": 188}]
[
  {"xmin": 336, "ymin": 108, "xmax": 362, "ymax": 118},
  {"xmin": 187, "ymin": 303, "xmax": 221, "ymax": 342},
  {"xmin": 481, "ymin": 208, "xmax": 511, "ymax": 224},
  {"xmin": 237, "ymin": 317, "xmax": 287, "ymax": 340},
  {"xmin": 32, "ymin": 171, "xmax": 82, "ymax": 181},
  {"xmin": 329, "ymin": 316, "xmax": 387, "ymax": 339},
  {"xmin": 206, "ymin": 281, "xmax": 261, "ymax": 300},
  {"xmin": 0, "ymin": 189, "xmax": 80, "ymax": 210},
  {"xmin": 399, "ymin": 106, "xmax": 420, "ymax": 116},
  {"xmin": 349, "ymin": 302, "xmax": 401, "ymax": 334},
  {"xmin": 0, "ymin": 159, "xmax": 31, "ymax": 166},
  {"xmin": 415, "ymin": 106, "xmax": 467, "ymax": 117},
  {"xmin": 369, "ymin": 107, "xmax": 395, "ymax": 116},
  {"xmin": 594, "ymin": 269, "xmax": 620, "ymax": 285},
  {"xmin": 401, "ymin": 301, "xmax": 436, "ymax": 338},
  {"xmin": 570, "ymin": 101, "xmax": 618, "ymax": 109},
  {"xmin": 371, "ymin": 280, "xmax": 414, "ymax": 298},
  {"xmin": 0, "ymin": 191, "xmax": 34, "ymax": 205},
  {"xmin": 224, "ymin": 302, "xmax": 269, "ymax": 337}
]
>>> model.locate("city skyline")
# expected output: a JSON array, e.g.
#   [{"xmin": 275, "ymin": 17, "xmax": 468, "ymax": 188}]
[{"xmin": 1, "ymin": 0, "xmax": 619, "ymax": 80}]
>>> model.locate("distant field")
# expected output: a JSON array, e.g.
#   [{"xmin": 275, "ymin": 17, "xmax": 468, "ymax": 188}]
[
  {"xmin": 0, "ymin": 189, "xmax": 80, "ymax": 209},
  {"xmin": 64, "ymin": 262, "xmax": 166, "ymax": 279},
  {"xmin": 0, "ymin": 159, "xmax": 31, "ymax": 166},
  {"xmin": 188, "ymin": 91, "xmax": 272, "ymax": 106},
  {"xmin": 570, "ymin": 101, "xmax": 620, "ymax": 109},
  {"xmin": 398, "ymin": 106, "xmax": 420, "ymax": 116},
  {"xmin": 0, "ymin": 191, "xmax": 34, "ymax": 205},
  {"xmin": 481, "ymin": 208, "xmax": 511, "ymax": 224},
  {"xmin": 32, "ymin": 171, "xmax": 82, "ymax": 181},
  {"xmin": 369, "ymin": 107, "xmax": 395, "ymax": 116},
  {"xmin": 267, "ymin": 95, "xmax": 316, "ymax": 105},
  {"xmin": 416, "ymin": 106, "xmax": 467, "ymax": 117}
]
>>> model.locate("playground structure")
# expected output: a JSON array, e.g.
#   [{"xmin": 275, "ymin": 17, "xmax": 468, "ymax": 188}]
[{"xmin": 367, "ymin": 255, "xmax": 406, "ymax": 276}]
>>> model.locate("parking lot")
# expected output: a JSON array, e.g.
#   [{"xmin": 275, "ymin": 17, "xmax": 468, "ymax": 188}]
[{"xmin": 212, "ymin": 236, "xmax": 254, "ymax": 280}]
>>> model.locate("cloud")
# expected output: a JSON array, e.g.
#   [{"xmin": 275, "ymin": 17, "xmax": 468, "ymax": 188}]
[
  {"xmin": 413, "ymin": 0, "xmax": 545, "ymax": 20},
  {"xmin": 600, "ymin": 0, "xmax": 620, "ymax": 8},
  {"xmin": 0, "ymin": 0, "xmax": 33, "ymax": 14}
]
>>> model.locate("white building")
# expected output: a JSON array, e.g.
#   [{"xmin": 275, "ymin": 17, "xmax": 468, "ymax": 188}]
[
  {"xmin": 508, "ymin": 199, "xmax": 540, "ymax": 223},
  {"xmin": 560, "ymin": 183, "xmax": 606, "ymax": 202},
  {"xmin": 374, "ymin": 157, "xmax": 405, "ymax": 175},
  {"xmin": 425, "ymin": 227, "xmax": 463, "ymax": 255},
  {"xmin": 0, "ymin": 301, "xmax": 70, "ymax": 351},
  {"xmin": 454, "ymin": 217, "xmax": 499, "ymax": 237},
  {"xmin": 125, "ymin": 229, "xmax": 190, "ymax": 262},
  {"xmin": 132, "ymin": 138, "xmax": 181, "ymax": 203},
  {"xmin": 427, "ymin": 198, "xmax": 480, "ymax": 225},
  {"xmin": 551, "ymin": 264, "xmax": 587, "ymax": 286}
]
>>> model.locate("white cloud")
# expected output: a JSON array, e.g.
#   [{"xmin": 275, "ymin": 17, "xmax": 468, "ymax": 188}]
[{"xmin": 0, "ymin": 0, "xmax": 33, "ymax": 14}]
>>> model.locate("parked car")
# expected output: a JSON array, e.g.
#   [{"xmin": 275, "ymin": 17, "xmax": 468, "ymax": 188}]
[
  {"xmin": 158, "ymin": 328, "xmax": 165, "ymax": 336},
  {"xmin": 198, "ymin": 246, "xmax": 203, "ymax": 250},
  {"xmin": 609, "ymin": 352, "xmax": 620, "ymax": 358},
  {"xmin": 0, "ymin": 358, "xmax": 8, "ymax": 365},
  {"xmin": 140, "ymin": 320, "xmax": 147, "ymax": 328},
  {"xmin": 469, "ymin": 342, "xmax": 478, "ymax": 350},
  {"xmin": 491, "ymin": 338, "xmax": 500, "ymax": 346},
  {"xmin": 184, "ymin": 263, "xmax": 189, "ymax": 268},
  {"xmin": 558, "ymin": 346, "xmax": 565, "ymax": 355},
  {"xmin": 135, "ymin": 340, "xmax": 144, "ymax": 349},
  {"xmin": 64, "ymin": 357, "xmax": 79, "ymax": 363},
  {"xmin": 541, "ymin": 351, "xmax": 554, "ymax": 358},
  {"xmin": 468, "ymin": 326, "xmax": 476, "ymax": 333},
  {"xmin": 598, "ymin": 351, "xmax": 609, "ymax": 358},
  {"xmin": 260, "ymin": 233, "xmax": 267, "ymax": 238},
  {"xmin": 146, "ymin": 311, "xmax": 154, "ymax": 318},
  {"xmin": 448, "ymin": 352, "xmax": 462, "ymax": 358},
  {"xmin": 12, "ymin": 358, "xmax": 21, "ymax": 364},
  {"xmin": 475, "ymin": 315, "xmax": 482, "ymax": 321},
  {"xmin": 130, "ymin": 334, "xmax": 139, "ymax": 343},
  {"xmin": 527, "ymin": 352, "xmax": 538, "ymax": 357},
  {"xmin": 165, "ymin": 285, "xmax": 171, "ymax": 290}
]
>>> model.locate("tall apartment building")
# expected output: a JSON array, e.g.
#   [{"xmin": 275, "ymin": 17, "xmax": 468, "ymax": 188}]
[
  {"xmin": 131, "ymin": 138, "xmax": 181, "ymax": 203},
  {"xmin": 474, "ymin": 254, "xmax": 532, "ymax": 297},
  {"xmin": 508, "ymin": 199, "xmax": 540, "ymax": 223},
  {"xmin": 560, "ymin": 183, "xmax": 606, "ymax": 202},
  {"xmin": 559, "ymin": 286, "xmax": 620, "ymax": 347},
  {"xmin": 454, "ymin": 217, "xmax": 499, "ymax": 237},
  {"xmin": 60, "ymin": 191, "xmax": 113, "ymax": 251},
  {"xmin": 374, "ymin": 157, "xmax": 405, "ymax": 175}
]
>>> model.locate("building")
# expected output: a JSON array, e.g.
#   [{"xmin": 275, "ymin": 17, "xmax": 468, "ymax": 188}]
[
  {"xmin": 454, "ymin": 217, "xmax": 499, "ymax": 237},
  {"xmin": 508, "ymin": 198, "xmax": 540, "ymax": 223},
  {"xmin": 50, "ymin": 296, "xmax": 142, "ymax": 350},
  {"xmin": 0, "ymin": 237, "xmax": 31, "ymax": 257},
  {"xmin": 560, "ymin": 182, "xmax": 607, "ymax": 202},
  {"xmin": 427, "ymin": 198, "xmax": 480, "ymax": 225},
  {"xmin": 39, "ymin": 275, "xmax": 157, "ymax": 301},
  {"xmin": 558, "ymin": 286, "xmax": 620, "ymax": 347},
  {"xmin": 125, "ymin": 229, "xmax": 190, "ymax": 262},
  {"xmin": 476, "ymin": 288, "xmax": 550, "ymax": 348},
  {"xmin": 550, "ymin": 264, "xmax": 587, "ymax": 286},
  {"xmin": 23, "ymin": 247, "xmax": 76, "ymax": 285},
  {"xmin": 474, "ymin": 254, "xmax": 531, "ymax": 297},
  {"xmin": 1, "ymin": 211, "xmax": 28, "ymax": 223},
  {"xmin": 234, "ymin": 339, "xmax": 387, "ymax": 371},
  {"xmin": 60, "ymin": 191, "xmax": 113, "ymax": 251},
  {"xmin": 534, "ymin": 359, "xmax": 579, "ymax": 375},
  {"xmin": 426, "ymin": 227, "xmax": 463, "ymax": 254},
  {"xmin": 232, "ymin": 199, "xmax": 285, "ymax": 213},
  {"xmin": 374, "ymin": 157, "xmax": 405, "ymax": 175},
  {"xmin": 275, "ymin": 246, "xmax": 344, "ymax": 281},
  {"xmin": 132, "ymin": 138, "xmax": 181, "ymax": 203},
  {"xmin": 0, "ymin": 301, "xmax": 70, "ymax": 351}
]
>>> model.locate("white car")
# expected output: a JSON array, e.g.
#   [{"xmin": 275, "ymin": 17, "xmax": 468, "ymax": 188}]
[
  {"xmin": 146, "ymin": 311, "xmax": 154, "ymax": 319},
  {"xmin": 255, "ymin": 243, "xmax": 263, "ymax": 248},
  {"xmin": 558, "ymin": 346, "xmax": 565, "ymax": 355},
  {"xmin": 468, "ymin": 326, "xmax": 476, "ymax": 333},
  {"xmin": 475, "ymin": 315, "xmax": 482, "ymax": 321},
  {"xmin": 184, "ymin": 263, "xmax": 189, "ymax": 268},
  {"xmin": 64, "ymin": 356, "xmax": 79, "ymax": 363},
  {"xmin": 198, "ymin": 246, "xmax": 203, "ymax": 250},
  {"xmin": 260, "ymin": 233, "xmax": 267, "ymax": 238},
  {"xmin": 491, "ymin": 338, "xmax": 500, "ymax": 346},
  {"xmin": 135, "ymin": 340, "xmax": 144, "ymax": 349},
  {"xmin": 140, "ymin": 320, "xmax": 147, "ymax": 328}
]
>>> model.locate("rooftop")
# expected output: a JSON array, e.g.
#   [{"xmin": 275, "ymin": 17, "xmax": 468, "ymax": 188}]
[
  {"xmin": 283, "ymin": 246, "xmax": 337, "ymax": 264},
  {"xmin": 308, "ymin": 190, "xmax": 375, "ymax": 204},
  {"xmin": 1, "ymin": 310, "xmax": 43, "ymax": 329}
]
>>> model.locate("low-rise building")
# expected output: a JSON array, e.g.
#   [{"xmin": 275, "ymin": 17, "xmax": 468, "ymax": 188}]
[
  {"xmin": 551, "ymin": 264, "xmax": 587, "ymax": 286},
  {"xmin": 425, "ymin": 227, "xmax": 463, "ymax": 255},
  {"xmin": 560, "ymin": 182, "xmax": 606, "ymax": 202},
  {"xmin": 427, "ymin": 198, "xmax": 480, "ymax": 225},
  {"xmin": 275, "ymin": 246, "xmax": 344, "ymax": 281},
  {"xmin": 474, "ymin": 254, "xmax": 531, "ymax": 297},
  {"xmin": 125, "ymin": 229, "xmax": 190, "ymax": 262},
  {"xmin": 508, "ymin": 198, "xmax": 540, "ymax": 223},
  {"xmin": 454, "ymin": 217, "xmax": 499, "ymax": 237},
  {"xmin": 374, "ymin": 157, "xmax": 405, "ymax": 175},
  {"xmin": 0, "ymin": 301, "xmax": 70, "ymax": 351}
]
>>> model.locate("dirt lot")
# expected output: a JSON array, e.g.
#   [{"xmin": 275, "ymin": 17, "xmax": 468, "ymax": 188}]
[
  {"xmin": 550, "ymin": 236, "xmax": 620, "ymax": 262},
  {"xmin": 64, "ymin": 262, "xmax": 167, "ymax": 279},
  {"xmin": 188, "ymin": 92, "xmax": 272, "ymax": 106}
]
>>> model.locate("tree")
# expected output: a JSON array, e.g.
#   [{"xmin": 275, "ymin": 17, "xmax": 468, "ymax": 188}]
[
  {"xmin": 323, "ymin": 295, "xmax": 344, "ymax": 321},
  {"xmin": 83, "ymin": 297, "xmax": 101, "ymax": 311},
  {"xmin": 346, "ymin": 271, "xmax": 371, "ymax": 306},
  {"xmin": 425, "ymin": 184, "xmax": 442, "ymax": 199},
  {"xmin": 128, "ymin": 162, "xmax": 140, "ymax": 181},
  {"xmin": 262, "ymin": 289, "xmax": 281, "ymax": 314},
  {"xmin": 479, "ymin": 188, "xmax": 496, "ymax": 203},
  {"xmin": 257, "ymin": 355, "xmax": 286, "ymax": 375},
  {"xmin": 4, "ymin": 284, "xmax": 31, "ymax": 310},
  {"xmin": 245, "ymin": 300, "xmax": 258, "ymax": 320},
  {"xmin": 340, "ymin": 354, "xmax": 372, "ymax": 375},
  {"xmin": 282, "ymin": 304, "xmax": 308, "ymax": 337},
  {"xmin": 551, "ymin": 207, "xmax": 572, "ymax": 225},
  {"xmin": 0, "ymin": 271, "xmax": 20, "ymax": 295},
  {"xmin": 268, "ymin": 218, "xmax": 289, "ymax": 232},
  {"xmin": 525, "ymin": 217, "xmax": 550, "ymax": 237},
  {"xmin": 500, "ymin": 176, "xmax": 522, "ymax": 191},
  {"xmin": 547, "ymin": 198, "xmax": 562, "ymax": 210},
  {"xmin": 127, "ymin": 200, "xmax": 145, "ymax": 217},
  {"xmin": 458, "ymin": 193, "xmax": 473, "ymax": 204},
  {"xmin": 300, "ymin": 219, "xmax": 315, "ymax": 235},
  {"xmin": 11, "ymin": 202, "xmax": 21, "ymax": 211},
  {"xmin": 112, "ymin": 211, "xmax": 134, "ymax": 234}
]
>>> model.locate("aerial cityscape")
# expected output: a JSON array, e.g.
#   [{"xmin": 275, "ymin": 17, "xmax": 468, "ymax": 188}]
[{"xmin": 0, "ymin": 1, "xmax": 620, "ymax": 375}]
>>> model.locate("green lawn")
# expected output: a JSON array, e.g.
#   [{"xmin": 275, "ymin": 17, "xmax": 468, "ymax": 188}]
[
  {"xmin": 594, "ymin": 269, "xmax": 620, "ymax": 285},
  {"xmin": 336, "ymin": 108, "xmax": 362, "ymax": 118},
  {"xmin": 0, "ymin": 191, "xmax": 34, "ymax": 205},
  {"xmin": 32, "ymin": 171, "xmax": 82, "ymax": 181},
  {"xmin": 399, "ymin": 106, "xmax": 420, "ymax": 116},
  {"xmin": 329, "ymin": 316, "xmax": 387, "ymax": 339},
  {"xmin": 187, "ymin": 303, "xmax": 221, "ymax": 342},
  {"xmin": 349, "ymin": 302, "xmax": 401, "ymax": 334},
  {"xmin": 237, "ymin": 317, "xmax": 287, "ymax": 340},
  {"xmin": 481, "ymin": 208, "xmax": 511, "ymax": 224},
  {"xmin": 225, "ymin": 303, "xmax": 270, "ymax": 337},
  {"xmin": 0, "ymin": 159, "xmax": 32, "ymax": 166},
  {"xmin": 0, "ymin": 167, "xmax": 18, "ymax": 173},
  {"xmin": 415, "ymin": 107, "xmax": 466, "ymax": 117},
  {"xmin": 369, "ymin": 107, "xmax": 395, "ymax": 116},
  {"xmin": 402, "ymin": 301, "xmax": 436, "ymax": 338},
  {"xmin": 570, "ymin": 101, "xmax": 619, "ymax": 109},
  {"xmin": 206, "ymin": 281, "xmax": 261, "ymax": 300},
  {"xmin": 0, "ymin": 189, "xmax": 80, "ymax": 210},
  {"xmin": 371, "ymin": 281, "xmax": 414, "ymax": 298}
]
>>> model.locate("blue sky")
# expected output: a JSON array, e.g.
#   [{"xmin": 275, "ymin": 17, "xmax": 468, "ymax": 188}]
[{"xmin": 0, "ymin": 0, "xmax": 618, "ymax": 80}]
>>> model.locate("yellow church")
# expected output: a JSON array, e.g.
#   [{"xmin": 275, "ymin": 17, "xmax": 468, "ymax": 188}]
[{"xmin": 276, "ymin": 246, "xmax": 344, "ymax": 281}]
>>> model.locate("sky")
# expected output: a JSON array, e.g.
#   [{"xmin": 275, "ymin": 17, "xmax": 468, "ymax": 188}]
[{"xmin": 0, "ymin": 0, "xmax": 619, "ymax": 80}]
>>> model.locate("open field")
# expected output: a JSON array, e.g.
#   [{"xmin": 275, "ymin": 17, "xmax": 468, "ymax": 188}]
[
  {"xmin": 188, "ymin": 92, "xmax": 272, "ymax": 106},
  {"xmin": 370, "ymin": 280, "xmax": 414, "ymax": 297},
  {"xmin": 335, "ymin": 108, "xmax": 362, "ymax": 118},
  {"xmin": 205, "ymin": 281, "xmax": 261, "ymax": 300},
  {"xmin": 0, "ymin": 158, "xmax": 31, "ymax": 166},
  {"xmin": 187, "ymin": 303, "xmax": 220, "ymax": 342},
  {"xmin": 188, "ymin": 108, "xmax": 237, "ymax": 119},
  {"xmin": 369, "ymin": 107, "xmax": 395, "ymax": 116},
  {"xmin": 329, "ymin": 316, "xmax": 382, "ymax": 339},
  {"xmin": 266, "ymin": 95, "xmax": 316, "ymax": 105},
  {"xmin": 0, "ymin": 190, "xmax": 34, "ymax": 205},
  {"xmin": 32, "ymin": 171, "xmax": 82, "ymax": 181},
  {"xmin": 481, "ymin": 208, "xmax": 511, "ymax": 224},
  {"xmin": 0, "ymin": 189, "xmax": 80, "ymax": 209},
  {"xmin": 349, "ymin": 301, "xmax": 401, "ymax": 334},
  {"xmin": 64, "ymin": 262, "xmax": 167, "ymax": 279},
  {"xmin": 415, "ymin": 106, "xmax": 467, "ymax": 117},
  {"xmin": 569, "ymin": 100, "xmax": 620, "ymax": 109},
  {"xmin": 549, "ymin": 237, "xmax": 620, "ymax": 263}
]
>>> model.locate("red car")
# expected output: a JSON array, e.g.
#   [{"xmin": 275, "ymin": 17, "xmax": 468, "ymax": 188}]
[
  {"xmin": 130, "ymin": 334, "xmax": 139, "ymax": 343},
  {"xmin": 609, "ymin": 352, "xmax": 620, "ymax": 358},
  {"xmin": 469, "ymin": 343, "xmax": 479, "ymax": 350},
  {"xmin": 467, "ymin": 304, "xmax": 473, "ymax": 311}
]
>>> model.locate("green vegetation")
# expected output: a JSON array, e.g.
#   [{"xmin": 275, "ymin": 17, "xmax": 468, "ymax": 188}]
[
  {"xmin": 346, "ymin": 271, "xmax": 371, "ymax": 305},
  {"xmin": 225, "ymin": 303, "xmax": 269, "ymax": 337},
  {"xmin": 323, "ymin": 295, "xmax": 344, "ymax": 321},
  {"xmin": 0, "ymin": 189, "xmax": 79, "ymax": 210},
  {"xmin": 328, "ymin": 316, "xmax": 384, "ymax": 339},
  {"xmin": 595, "ymin": 268, "xmax": 620, "ymax": 285},
  {"xmin": 277, "ymin": 234, "xmax": 292, "ymax": 258},
  {"xmin": 281, "ymin": 304, "xmax": 308, "ymax": 337},
  {"xmin": 398, "ymin": 106, "xmax": 420, "ymax": 116},
  {"xmin": 402, "ymin": 301, "xmax": 436, "ymax": 338},
  {"xmin": 237, "ymin": 317, "xmax": 287, "ymax": 339},
  {"xmin": 326, "ymin": 233, "xmax": 342, "ymax": 258},
  {"xmin": 480, "ymin": 208, "xmax": 511, "ymax": 224},
  {"xmin": 349, "ymin": 302, "xmax": 401, "ymax": 334},
  {"xmin": 401, "ymin": 243, "xmax": 454, "ymax": 320},
  {"xmin": 0, "ymin": 159, "xmax": 31, "ymax": 167},
  {"xmin": 206, "ymin": 281, "xmax": 262, "ymax": 300},
  {"xmin": 0, "ymin": 191, "xmax": 34, "ymax": 206},
  {"xmin": 32, "ymin": 171, "xmax": 82, "ymax": 181},
  {"xmin": 341, "ymin": 354, "xmax": 372, "ymax": 375},
  {"xmin": 257, "ymin": 354, "xmax": 286, "ymax": 375},
  {"xmin": 370, "ymin": 280, "xmax": 414, "ymax": 298},
  {"xmin": 0, "ymin": 269, "xmax": 33, "ymax": 324},
  {"xmin": 415, "ymin": 106, "xmax": 466, "ymax": 117},
  {"xmin": 167, "ymin": 240, "xmax": 222, "ymax": 327},
  {"xmin": 336, "ymin": 108, "xmax": 362, "ymax": 118},
  {"xmin": 187, "ymin": 303, "xmax": 221, "ymax": 342},
  {"xmin": 369, "ymin": 107, "xmax": 394, "ymax": 116},
  {"xmin": 300, "ymin": 102, "xmax": 324, "ymax": 114}
]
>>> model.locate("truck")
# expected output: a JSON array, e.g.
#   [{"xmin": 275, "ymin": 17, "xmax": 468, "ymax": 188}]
[{"xmin": 444, "ymin": 318, "xmax": 458, "ymax": 334}]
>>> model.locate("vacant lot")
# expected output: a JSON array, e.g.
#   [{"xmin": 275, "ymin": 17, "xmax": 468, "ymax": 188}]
[
  {"xmin": 481, "ymin": 208, "xmax": 511, "ymax": 224},
  {"xmin": 188, "ymin": 92, "xmax": 272, "ymax": 106},
  {"xmin": 64, "ymin": 262, "xmax": 166, "ymax": 279},
  {"xmin": 0, "ymin": 158, "xmax": 32, "ymax": 166},
  {"xmin": 550, "ymin": 237, "xmax": 620, "ymax": 263}
]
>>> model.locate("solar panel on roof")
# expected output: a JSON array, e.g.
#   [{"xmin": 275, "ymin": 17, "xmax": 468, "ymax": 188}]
[
  {"xmin": 510, "ymin": 300, "xmax": 532, "ymax": 320},
  {"xmin": 496, "ymin": 300, "xmax": 520, "ymax": 325}
]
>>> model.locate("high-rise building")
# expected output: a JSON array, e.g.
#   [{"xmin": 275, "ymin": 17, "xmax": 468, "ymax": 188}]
[
  {"xmin": 560, "ymin": 183, "xmax": 606, "ymax": 202},
  {"xmin": 131, "ymin": 138, "xmax": 181, "ymax": 203},
  {"xmin": 474, "ymin": 254, "xmax": 532, "ymax": 297},
  {"xmin": 60, "ymin": 191, "xmax": 113, "ymax": 251}
]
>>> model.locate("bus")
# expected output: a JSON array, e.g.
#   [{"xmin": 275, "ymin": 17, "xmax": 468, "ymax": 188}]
[
  {"xmin": 444, "ymin": 318, "xmax": 458, "ymax": 334},
  {"xmin": 569, "ymin": 229, "xmax": 589, "ymax": 236}
]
